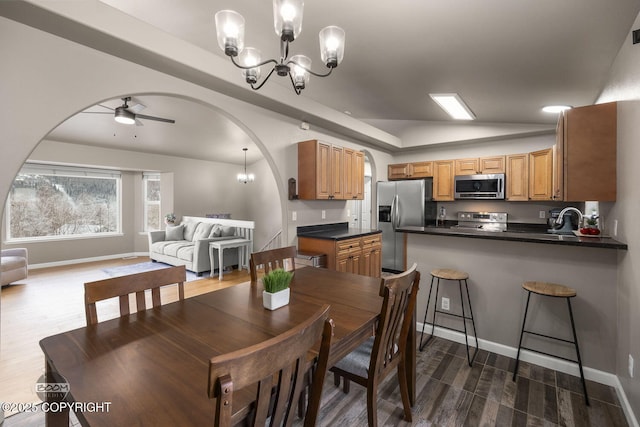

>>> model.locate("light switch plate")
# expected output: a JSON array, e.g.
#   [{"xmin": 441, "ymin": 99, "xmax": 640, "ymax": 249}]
[
  {"xmin": 321, "ymin": 210, "xmax": 326, "ymax": 219},
  {"xmin": 292, "ymin": 211, "xmax": 297, "ymax": 221}
]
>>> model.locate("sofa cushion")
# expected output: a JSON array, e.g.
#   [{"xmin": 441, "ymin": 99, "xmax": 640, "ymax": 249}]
[
  {"xmin": 183, "ymin": 221, "xmax": 199, "ymax": 241},
  {"xmin": 221, "ymin": 226, "xmax": 236, "ymax": 237},
  {"xmin": 193, "ymin": 223, "xmax": 214, "ymax": 241},
  {"xmin": 165, "ymin": 224, "xmax": 184, "ymax": 241},
  {"xmin": 163, "ymin": 241, "xmax": 194, "ymax": 257},
  {"xmin": 209, "ymin": 224, "xmax": 222, "ymax": 238},
  {"xmin": 176, "ymin": 245, "xmax": 194, "ymax": 262}
]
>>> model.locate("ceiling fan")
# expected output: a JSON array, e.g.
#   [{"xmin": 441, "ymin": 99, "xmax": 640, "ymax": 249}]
[{"xmin": 83, "ymin": 97, "xmax": 175, "ymax": 126}]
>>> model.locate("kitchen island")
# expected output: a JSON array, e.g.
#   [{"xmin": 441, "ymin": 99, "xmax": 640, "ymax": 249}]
[{"xmin": 403, "ymin": 226, "xmax": 624, "ymax": 380}]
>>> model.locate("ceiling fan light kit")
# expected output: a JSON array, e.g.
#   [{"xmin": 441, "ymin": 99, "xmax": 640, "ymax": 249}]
[
  {"xmin": 114, "ymin": 106, "xmax": 136, "ymax": 125},
  {"xmin": 215, "ymin": 0, "xmax": 345, "ymax": 95}
]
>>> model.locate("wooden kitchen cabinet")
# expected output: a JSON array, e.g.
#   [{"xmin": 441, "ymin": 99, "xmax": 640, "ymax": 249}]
[
  {"xmin": 298, "ymin": 232, "xmax": 382, "ymax": 278},
  {"xmin": 454, "ymin": 156, "xmax": 505, "ymax": 175},
  {"xmin": 506, "ymin": 153, "xmax": 529, "ymax": 201},
  {"xmin": 298, "ymin": 140, "xmax": 364, "ymax": 200},
  {"xmin": 343, "ymin": 148, "xmax": 365, "ymax": 199},
  {"xmin": 387, "ymin": 161, "xmax": 433, "ymax": 180},
  {"xmin": 433, "ymin": 160, "xmax": 454, "ymax": 201},
  {"xmin": 528, "ymin": 148, "xmax": 554, "ymax": 200},
  {"xmin": 554, "ymin": 102, "xmax": 617, "ymax": 201}
]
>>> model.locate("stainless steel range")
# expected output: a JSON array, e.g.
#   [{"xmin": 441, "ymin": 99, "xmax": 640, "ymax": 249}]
[{"xmin": 453, "ymin": 211, "xmax": 508, "ymax": 232}]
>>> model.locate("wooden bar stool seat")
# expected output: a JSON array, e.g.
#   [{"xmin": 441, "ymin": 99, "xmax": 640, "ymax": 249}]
[
  {"xmin": 513, "ymin": 281, "xmax": 589, "ymax": 406},
  {"xmin": 419, "ymin": 268, "xmax": 478, "ymax": 366}
]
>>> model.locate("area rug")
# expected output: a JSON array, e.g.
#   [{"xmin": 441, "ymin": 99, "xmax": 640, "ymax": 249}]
[{"xmin": 101, "ymin": 261, "xmax": 201, "ymax": 282}]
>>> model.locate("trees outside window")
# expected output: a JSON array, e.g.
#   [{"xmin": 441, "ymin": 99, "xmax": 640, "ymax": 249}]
[
  {"xmin": 143, "ymin": 173, "xmax": 161, "ymax": 231},
  {"xmin": 7, "ymin": 164, "xmax": 121, "ymax": 240}
]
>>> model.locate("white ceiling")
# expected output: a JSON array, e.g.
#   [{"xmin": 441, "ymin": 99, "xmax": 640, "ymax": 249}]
[{"xmin": 41, "ymin": 0, "xmax": 640, "ymax": 163}]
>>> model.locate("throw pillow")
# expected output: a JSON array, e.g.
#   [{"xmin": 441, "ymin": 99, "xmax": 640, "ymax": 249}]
[
  {"xmin": 193, "ymin": 223, "xmax": 214, "ymax": 241},
  {"xmin": 165, "ymin": 224, "xmax": 184, "ymax": 241},
  {"xmin": 183, "ymin": 221, "xmax": 199, "ymax": 241},
  {"xmin": 221, "ymin": 226, "xmax": 236, "ymax": 237},
  {"xmin": 209, "ymin": 224, "xmax": 222, "ymax": 238}
]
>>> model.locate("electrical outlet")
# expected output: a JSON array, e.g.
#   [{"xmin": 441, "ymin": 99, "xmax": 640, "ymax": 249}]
[
  {"xmin": 441, "ymin": 297, "xmax": 450, "ymax": 311},
  {"xmin": 292, "ymin": 211, "xmax": 297, "ymax": 221},
  {"xmin": 321, "ymin": 210, "xmax": 326, "ymax": 219},
  {"xmin": 613, "ymin": 220, "xmax": 618, "ymax": 236},
  {"xmin": 630, "ymin": 354, "xmax": 635, "ymax": 378},
  {"xmin": 347, "ymin": 209, "xmax": 351, "ymax": 217},
  {"xmin": 539, "ymin": 210, "xmax": 546, "ymax": 219}
]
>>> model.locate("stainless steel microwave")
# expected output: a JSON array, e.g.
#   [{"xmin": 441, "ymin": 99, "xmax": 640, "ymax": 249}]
[{"xmin": 454, "ymin": 173, "xmax": 505, "ymax": 200}]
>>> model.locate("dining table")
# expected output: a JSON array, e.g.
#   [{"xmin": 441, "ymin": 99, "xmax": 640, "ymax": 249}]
[{"xmin": 39, "ymin": 266, "xmax": 416, "ymax": 426}]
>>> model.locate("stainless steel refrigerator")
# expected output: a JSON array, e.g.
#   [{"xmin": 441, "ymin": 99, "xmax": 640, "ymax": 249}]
[{"xmin": 377, "ymin": 179, "xmax": 437, "ymax": 272}]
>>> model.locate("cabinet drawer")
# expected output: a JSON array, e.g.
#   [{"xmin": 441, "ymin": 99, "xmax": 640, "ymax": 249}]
[
  {"xmin": 336, "ymin": 238, "xmax": 361, "ymax": 257},
  {"xmin": 361, "ymin": 234, "xmax": 381, "ymax": 250}
]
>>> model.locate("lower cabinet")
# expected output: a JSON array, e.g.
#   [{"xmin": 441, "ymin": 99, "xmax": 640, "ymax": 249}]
[{"xmin": 298, "ymin": 232, "xmax": 382, "ymax": 278}]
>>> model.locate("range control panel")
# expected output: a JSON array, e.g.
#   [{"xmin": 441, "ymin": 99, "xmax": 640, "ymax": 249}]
[{"xmin": 456, "ymin": 211, "xmax": 508, "ymax": 232}]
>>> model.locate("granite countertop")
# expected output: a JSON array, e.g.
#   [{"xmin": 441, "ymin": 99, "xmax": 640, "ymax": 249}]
[
  {"xmin": 297, "ymin": 222, "xmax": 381, "ymax": 241},
  {"xmin": 397, "ymin": 224, "xmax": 628, "ymax": 250}
]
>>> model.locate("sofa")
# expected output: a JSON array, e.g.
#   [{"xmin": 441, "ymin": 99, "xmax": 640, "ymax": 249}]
[
  {"xmin": 1, "ymin": 248, "xmax": 28, "ymax": 286},
  {"xmin": 148, "ymin": 217, "xmax": 254, "ymax": 276}
]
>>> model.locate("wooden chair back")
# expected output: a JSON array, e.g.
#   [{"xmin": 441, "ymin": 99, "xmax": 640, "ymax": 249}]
[
  {"xmin": 84, "ymin": 265, "xmax": 186, "ymax": 325},
  {"xmin": 249, "ymin": 246, "xmax": 297, "ymax": 282},
  {"xmin": 371, "ymin": 263, "xmax": 420, "ymax": 381},
  {"xmin": 208, "ymin": 305, "xmax": 333, "ymax": 427}
]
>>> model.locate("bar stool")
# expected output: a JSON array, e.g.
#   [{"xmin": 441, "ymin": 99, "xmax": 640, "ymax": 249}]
[
  {"xmin": 419, "ymin": 268, "xmax": 478, "ymax": 365},
  {"xmin": 512, "ymin": 281, "xmax": 589, "ymax": 406}
]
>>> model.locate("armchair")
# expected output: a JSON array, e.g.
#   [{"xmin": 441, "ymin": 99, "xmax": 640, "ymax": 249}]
[{"xmin": 1, "ymin": 248, "xmax": 28, "ymax": 286}]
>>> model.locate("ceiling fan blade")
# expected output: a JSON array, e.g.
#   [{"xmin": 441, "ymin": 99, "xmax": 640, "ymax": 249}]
[
  {"xmin": 97, "ymin": 104, "xmax": 115, "ymax": 111},
  {"xmin": 136, "ymin": 114, "xmax": 175, "ymax": 124},
  {"xmin": 135, "ymin": 119, "xmax": 144, "ymax": 126},
  {"xmin": 81, "ymin": 111, "xmax": 113, "ymax": 114},
  {"xmin": 129, "ymin": 102, "xmax": 146, "ymax": 114}
]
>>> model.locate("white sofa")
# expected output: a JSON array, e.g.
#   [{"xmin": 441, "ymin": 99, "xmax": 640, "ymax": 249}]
[
  {"xmin": 1, "ymin": 248, "xmax": 28, "ymax": 286},
  {"xmin": 148, "ymin": 217, "xmax": 254, "ymax": 276}
]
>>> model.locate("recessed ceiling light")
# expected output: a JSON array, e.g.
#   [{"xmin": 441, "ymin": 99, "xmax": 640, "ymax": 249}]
[
  {"xmin": 430, "ymin": 93, "xmax": 476, "ymax": 120},
  {"xmin": 542, "ymin": 105, "xmax": 572, "ymax": 113}
]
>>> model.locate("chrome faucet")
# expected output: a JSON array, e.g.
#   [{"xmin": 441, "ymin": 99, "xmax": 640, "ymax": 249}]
[{"xmin": 555, "ymin": 207, "xmax": 583, "ymax": 226}]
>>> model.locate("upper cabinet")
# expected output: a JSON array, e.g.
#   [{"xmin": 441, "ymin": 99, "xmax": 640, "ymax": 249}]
[
  {"xmin": 388, "ymin": 161, "xmax": 433, "ymax": 180},
  {"xmin": 454, "ymin": 156, "xmax": 505, "ymax": 176},
  {"xmin": 297, "ymin": 140, "xmax": 364, "ymax": 200},
  {"xmin": 555, "ymin": 102, "xmax": 617, "ymax": 201},
  {"xmin": 433, "ymin": 160, "xmax": 455, "ymax": 201},
  {"xmin": 505, "ymin": 154, "xmax": 529, "ymax": 201},
  {"xmin": 528, "ymin": 148, "xmax": 554, "ymax": 200}
]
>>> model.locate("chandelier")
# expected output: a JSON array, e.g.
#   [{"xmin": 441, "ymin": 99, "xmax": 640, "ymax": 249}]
[
  {"xmin": 237, "ymin": 148, "xmax": 255, "ymax": 184},
  {"xmin": 214, "ymin": 0, "xmax": 345, "ymax": 95}
]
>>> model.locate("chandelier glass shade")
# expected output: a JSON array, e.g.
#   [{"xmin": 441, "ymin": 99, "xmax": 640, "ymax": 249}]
[
  {"xmin": 237, "ymin": 148, "xmax": 255, "ymax": 184},
  {"xmin": 215, "ymin": 0, "xmax": 345, "ymax": 95}
]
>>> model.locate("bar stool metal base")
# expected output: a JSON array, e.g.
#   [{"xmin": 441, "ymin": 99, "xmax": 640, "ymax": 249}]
[
  {"xmin": 512, "ymin": 281, "xmax": 589, "ymax": 406},
  {"xmin": 419, "ymin": 270, "xmax": 478, "ymax": 366}
]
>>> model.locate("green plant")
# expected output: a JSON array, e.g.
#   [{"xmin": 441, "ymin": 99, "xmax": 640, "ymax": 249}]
[
  {"xmin": 165, "ymin": 213, "xmax": 176, "ymax": 223},
  {"xmin": 262, "ymin": 268, "xmax": 293, "ymax": 293}
]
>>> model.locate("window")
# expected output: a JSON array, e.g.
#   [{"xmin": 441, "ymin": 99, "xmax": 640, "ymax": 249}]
[
  {"xmin": 7, "ymin": 163, "xmax": 121, "ymax": 241},
  {"xmin": 143, "ymin": 173, "xmax": 161, "ymax": 231}
]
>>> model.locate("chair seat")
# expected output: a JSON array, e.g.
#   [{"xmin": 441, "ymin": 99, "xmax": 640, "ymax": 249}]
[
  {"xmin": 523, "ymin": 281, "xmax": 576, "ymax": 298},
  {"xmin": 333, "ymin": 337, "xmax": 374, "ymax": 378},
  {"xmin": 430, "ymin": 268, "xmax": 469, "ymax": 281}
]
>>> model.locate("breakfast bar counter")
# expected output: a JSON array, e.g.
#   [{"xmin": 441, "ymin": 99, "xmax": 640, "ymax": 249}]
[{"xmin": 397, "ymin": 225, "xmax": 627, "ymax": 250}]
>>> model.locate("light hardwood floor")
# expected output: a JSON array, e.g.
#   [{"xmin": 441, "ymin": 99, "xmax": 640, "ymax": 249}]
[{"xmin": 0, "ymin": 257, "xmax": 249, "ymax": 417}]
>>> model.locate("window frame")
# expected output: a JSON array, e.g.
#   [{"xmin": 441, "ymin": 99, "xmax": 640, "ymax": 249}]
[{"xmin": 142, "ymin": 172, "xmax": 161, "ymax": 232}]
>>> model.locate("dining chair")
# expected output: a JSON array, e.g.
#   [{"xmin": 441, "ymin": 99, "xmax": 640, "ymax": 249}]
[
  {"xmin": 84, "ymin": 265, "xmax": 186, "ymax": 325},
  {"xmin": 208, "ymin": 304, "xmax": 333, "ymax": 427},
  {"xmin": 249, "ymin": 246, "xmax": 297, "ymax": 282},
  {"xmin": 330, "ymin": 263, "xmax": 420, "ymax": 427}
]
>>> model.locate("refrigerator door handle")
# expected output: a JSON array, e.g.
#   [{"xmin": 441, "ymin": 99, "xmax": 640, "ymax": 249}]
[{"xmin": 391, "ymin": 195, "xmax": 398, "ymax": 230}]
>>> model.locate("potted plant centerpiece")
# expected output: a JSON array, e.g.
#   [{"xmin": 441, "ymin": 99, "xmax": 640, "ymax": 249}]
[
  {"xmin": 262, "ymin": 268, "xmax": 293, "ymax": 310},
  {"xmin": 164, "ymin": 213, "xmax": 177, "ymax": 226}
]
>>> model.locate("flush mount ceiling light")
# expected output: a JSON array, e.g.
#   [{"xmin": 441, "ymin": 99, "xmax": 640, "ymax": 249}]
[
  {"xmin": 542, "ymin": 105, "xmax": 572, "ymax": 113},
  {"xmin": 237, "ymin": 148, "xmax": 255, "ymax": 184},
  {"xmin": 214, "ymin": 0, "xmax": 345, "ymax": 95},
  {"xmin": 430, "ymin": 93, "xmax": 476, "ymax": 120}
]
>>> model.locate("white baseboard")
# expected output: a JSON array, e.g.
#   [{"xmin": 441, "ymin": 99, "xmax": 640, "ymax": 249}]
[
  {"xmin": 417, "ymin": 322, "xmax": 639, "ymax": 427},
  {"xmin": 28, "ymin": 252, "xmax": 150, "ymax": 270}
]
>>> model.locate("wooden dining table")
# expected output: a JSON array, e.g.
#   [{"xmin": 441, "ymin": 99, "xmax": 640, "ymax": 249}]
[{"xmin": 40, "ymin": 266, "xmax": 416, "ymax": 426}]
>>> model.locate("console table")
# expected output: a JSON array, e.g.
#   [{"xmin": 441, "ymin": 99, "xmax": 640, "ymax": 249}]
[{"xmin": 209, "ymin": 238, "xmax": 252, "ymax": 279}]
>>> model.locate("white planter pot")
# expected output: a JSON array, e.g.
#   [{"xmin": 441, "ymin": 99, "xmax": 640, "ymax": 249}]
[{"xmin": 262, "ymin": 288, "xmax": 290, "ymax": 310}]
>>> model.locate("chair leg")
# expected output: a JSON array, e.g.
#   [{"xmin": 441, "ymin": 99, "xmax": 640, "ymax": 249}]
[
  {"xmin": 513, "ymin": 291, "xmax": 532, "ymax": 381},
  {"xmin": 461, "ymin": 278, "xmax": 478, "ymax": 365},
  {"xmin": 419, "ymin": 274, "xmax": 437, "ymax": 351},
  {"xmin": 366, "ymin": 382, "xmax": 378, "ymax": 427},
  {"xmin": 567, "ymin": 298, "xmax": 590, "ymax": 406},
  {"xmin": 397, "ymin": 361, "xmax": 412, "ymax": 422}
]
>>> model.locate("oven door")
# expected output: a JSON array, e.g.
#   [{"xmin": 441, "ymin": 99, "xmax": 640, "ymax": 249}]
[{"xmin": 454, "ymin": 173, "xmax": 505, "ymax": 199}]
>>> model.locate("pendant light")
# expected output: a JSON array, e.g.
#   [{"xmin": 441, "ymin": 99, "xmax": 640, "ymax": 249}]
[{"xmin": 237, "ymin": 148, "xmax": 255, "ymax": 184}]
